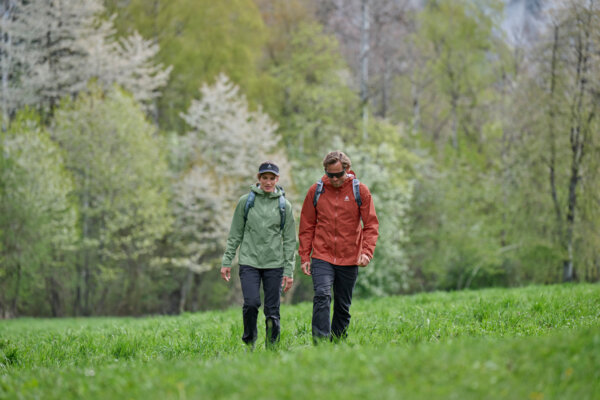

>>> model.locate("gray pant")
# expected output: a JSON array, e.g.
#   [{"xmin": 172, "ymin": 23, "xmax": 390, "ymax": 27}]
[
  {"xmin": 239, "ymin": 265, "xmax": 283, "ymax": 345},
  {"xmin": 311, "ymin": 258, "xmax": 359, "ymax": 340}
]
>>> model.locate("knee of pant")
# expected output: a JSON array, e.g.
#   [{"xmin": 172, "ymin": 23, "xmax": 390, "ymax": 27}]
[
  {"xmin": 244, "ymin": 297, "xmax": 261, "ymax": 310},
  {"xmin": 313, "ymin": 291, "xmax": 331, "ymax": 303},
  {"xmin": 264, "ymin": 306, "xmax": 280, "ymax": 317}
]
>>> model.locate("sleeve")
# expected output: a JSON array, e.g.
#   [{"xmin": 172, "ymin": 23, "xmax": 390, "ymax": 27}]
[
  {"xmin": 222, "ymin": 195, "xmax": 247, "ymax": 268},
  {"xmin": 282, "ymin": 199, "xmax": 296, "ymax": 278},
  {"xmin": 359, "ymin": 184, "xmax": 379, "ymax": 259},
  {"xmin": 298, "ymin": 184, "xmax": 317, "ymax": 264}
]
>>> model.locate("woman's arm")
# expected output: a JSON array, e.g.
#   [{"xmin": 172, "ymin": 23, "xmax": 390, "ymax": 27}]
[{"xmin": 221, "ymin": 195, "xmax": 247, "ymax": 268}]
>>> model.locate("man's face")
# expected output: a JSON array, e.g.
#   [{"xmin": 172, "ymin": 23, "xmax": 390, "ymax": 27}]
[
  {"xmin": 259, "ymin": 173, "xmax": 279, "ymax": 192},
  {"xmin": 325, "ymin": 161, "xmax": 347, "ymax": 188}
]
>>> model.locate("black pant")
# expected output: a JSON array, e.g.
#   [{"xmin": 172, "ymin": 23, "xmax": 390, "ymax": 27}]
[
  {"xmin": 311, "ymin": 258, "xmax": 359, "ymax": 340},
  {"xmin": 239, "ymin": 265, "xmax": 283, "ymax": 345}
]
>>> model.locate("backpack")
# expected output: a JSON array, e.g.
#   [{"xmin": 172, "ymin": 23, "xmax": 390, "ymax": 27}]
[
  {"xmin": 313, "ymin": 178, "xmax": 362, "ymax": 208},
  {"xmin": 244, "ymin": 185, "xmax": 287, "ymax": 231}
]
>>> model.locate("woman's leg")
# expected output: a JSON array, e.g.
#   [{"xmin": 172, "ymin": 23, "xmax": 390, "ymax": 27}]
[
  {"xmin": 262, "ymin": 267, "xmax": 283, "ymax": 346},
  {"xmin": 239, "ymin": 265, "xmax": 261, "ymax": 346}
]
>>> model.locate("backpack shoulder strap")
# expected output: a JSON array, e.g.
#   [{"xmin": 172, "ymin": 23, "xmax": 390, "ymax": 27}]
[
  {"xmin": 278, "ymin": 196, "xmax": 286, "ymax": 231},
  {"xmin": 313, "ymin": 179, "xmax": 324, "ymax": 207},
  {"xmin": 244, "ymin": 191, "xmax": 256, "ymax": 224},
  {"xmin": 352, "ymin": 178, "xmax": 362, "ymax": 207},
  {"xmin": 277, "ymin": 186, "xmax": 286, "ymax": 231}
]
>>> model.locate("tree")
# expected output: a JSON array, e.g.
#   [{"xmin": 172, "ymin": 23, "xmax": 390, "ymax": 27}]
[
  {"xmin": 105, "ymin": 0, "xmax": 267, "ymax": 132},
  {"xmin": 265, "ymin": 22, "xmax": 358, "ymax": 168},
  {"xmin": 2, "ymin": 0, "xmax": 170, "ymax": 118},
  {"xmin": 0, "ymin": 111, "xmax": 76, "ymax": 318},
  {"xmin": 169, "ymin": 74, "xmax": 292, "ymax": 311},
  {"xmin": 51, "ymin": 85, "xmax": 171, "ymax": 315},
  {"xmin": 541, "ymin": 1, "xmax": 599, "ymax": 281},
  {"xmin": 417, "ymin": 0, "xmax": 502, "ymax": 152}
]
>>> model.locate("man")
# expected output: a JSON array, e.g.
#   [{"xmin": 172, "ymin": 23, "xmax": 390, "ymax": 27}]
[{"xmin": 299, "ymin": 151, "xmax": 379, "ymax": 341}]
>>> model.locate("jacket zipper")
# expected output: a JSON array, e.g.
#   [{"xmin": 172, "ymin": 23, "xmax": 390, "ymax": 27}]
[{"xmin": 334, "ymin": 189, "xmax": 338, "ymax": 264}]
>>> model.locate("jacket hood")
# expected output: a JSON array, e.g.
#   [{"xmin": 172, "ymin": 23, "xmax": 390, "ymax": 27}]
[
  {"xmin": 250, "ymin": 183, "xmax": 284, "ymax": 198},
  {"xmin": 321, "ymin": 170, "xmax": 357, "ymax": 188}
]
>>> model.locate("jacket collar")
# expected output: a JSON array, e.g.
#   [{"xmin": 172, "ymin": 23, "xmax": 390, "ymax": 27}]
[{"xmin": 250, "ymin": 183, "xmax": 283, "ymax": 197}]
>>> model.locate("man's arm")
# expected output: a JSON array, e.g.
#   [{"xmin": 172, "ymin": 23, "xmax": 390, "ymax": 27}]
[
  {"xmin": 359, "ymin": 184, "xmax": 379, "ymax": 260},
  {"xmin": 298, "ymin": 184, "xmax": 317, "ymax": 265}
]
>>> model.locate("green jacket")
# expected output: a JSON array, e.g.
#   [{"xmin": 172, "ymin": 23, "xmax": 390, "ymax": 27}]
[{"xmin": 222, "ymin": 185, "xmax": 296, "ymax": 277}]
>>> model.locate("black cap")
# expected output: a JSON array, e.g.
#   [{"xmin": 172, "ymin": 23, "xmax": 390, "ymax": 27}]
[{"xmin": 258, "ymin": 161, "xmax": 280, "ymax": 176}]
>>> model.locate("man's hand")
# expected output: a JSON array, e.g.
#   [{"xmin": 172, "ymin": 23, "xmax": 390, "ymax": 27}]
[
  {"xmin": 220, "ymin": 267, "xmax": 231, "ymax": 282},
  {"xmin": 301, "ymin": 261, "xmax": 311, "ymax": 276},
  {"xmin": 357, "ymin": 254, "xmax": 371, "ymax": 267},
  {"xmin": 281, "ymin": 276, "xmax": 294, "ymax": 293}
]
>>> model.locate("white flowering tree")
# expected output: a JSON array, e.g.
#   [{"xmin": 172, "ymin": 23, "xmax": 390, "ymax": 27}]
[
  {"xmin": 180, "ymin": 73, "xmax": 288, "ymax": 186},
  {"xmin": 0, "ymin": 0, "xmax": 170, "ymax": 117},
  {"xmin": 169, "ymin": 74, "xmax": 292, "ymax": 311}
]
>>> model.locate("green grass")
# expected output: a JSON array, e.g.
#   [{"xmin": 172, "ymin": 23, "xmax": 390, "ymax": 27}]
[{"xmin": 1, "ymin": 284, "xmax": 599, "ymax": 399}]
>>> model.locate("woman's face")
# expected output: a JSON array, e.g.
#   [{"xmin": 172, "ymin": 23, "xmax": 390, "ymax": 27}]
[{"xmin": 259, "ymin": 173, "xmax": 279, "ymax": 192}]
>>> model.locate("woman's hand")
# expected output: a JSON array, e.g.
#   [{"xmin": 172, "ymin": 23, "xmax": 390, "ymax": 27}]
[
  {"xmin": 220, "ymin": 267, "xmax": 231, "ymax": 282},
  {"xmin": 281, "ymin": 276, "xmax": 293, "ymax": 293}
]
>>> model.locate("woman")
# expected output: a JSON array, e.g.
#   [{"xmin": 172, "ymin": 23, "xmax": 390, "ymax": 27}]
[{"xmin": 221, "ymin": 161, "xmax": 295, "ymax": 348}]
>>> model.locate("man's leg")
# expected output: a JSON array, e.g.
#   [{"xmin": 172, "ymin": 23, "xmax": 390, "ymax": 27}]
[
  {"xmin": 311, "ymin": 259, "xmax": 335, "ymax": 340},
  {"xmin": 331, "ymin": 265, "xmax": 359, "ymax": 340},
  {"xmin": 239, "ymin": 265, "xmax": 261, "ymax": 346},
  {"xmin": 262, "ymin": 267, "xmax": 283, "ymax": 346}
]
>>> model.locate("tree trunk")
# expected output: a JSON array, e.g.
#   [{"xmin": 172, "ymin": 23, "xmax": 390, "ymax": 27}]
[
  {"xmin": 360, "ymin": 0, "xmax": 369, "ymax": 140},
  {"xmin": 10, "ymin": 261, "xmax": 21, "ymax": 317},
  {"xmin": 548, "ymin": 25, "xmax": 563, "ymax": 237},
  {"xmin": 179, "ymin": 269, "xmax": 195, "ymax": 313},
  {"xmin": 379, "ymin": 53, "xmax": 389, "ymax": 118},
  {"xmin": 563, "ymin": 6, "xmax": 593, "ymax": 282},
  {"xmin": 450, "ymin": 92, "xmax": 458, "ymax": 150},
  {"xmin": 45, "ymin": 276, "xmax": 63, "ymax": 317},
  {"xmin": 1, "ymin": 0, "xmax": 14, "ymax": 128},
  {"xmin": 411, "ymin": 70, "xmax": 420, "ymax": 135}
]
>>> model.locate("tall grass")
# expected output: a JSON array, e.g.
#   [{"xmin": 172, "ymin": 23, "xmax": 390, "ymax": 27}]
[{"xmin": 1, "ymin": 284, "xmax": 599, "ymax": 399}]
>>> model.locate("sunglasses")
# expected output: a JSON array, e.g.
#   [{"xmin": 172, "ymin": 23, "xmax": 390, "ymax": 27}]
[{"xmin": 325, "ymin": 170, "xmax": 345, "ymax": 179}]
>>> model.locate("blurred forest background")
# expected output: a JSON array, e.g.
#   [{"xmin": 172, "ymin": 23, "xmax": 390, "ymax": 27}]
[{"xmin": 0, "ymin": 0, "xmax": 598, "ymax": 318}]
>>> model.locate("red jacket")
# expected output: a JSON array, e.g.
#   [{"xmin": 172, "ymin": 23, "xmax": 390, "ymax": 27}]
[{"xmin": 298, "ymin": 171, "xmax": 379, "ymax": 266}]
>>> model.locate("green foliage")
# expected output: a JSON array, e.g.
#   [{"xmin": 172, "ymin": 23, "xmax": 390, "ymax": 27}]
[
  {"xmin": 412, "ymin": 0, "xmax": 503, "ymax": 151},
  {"xmin": 0, "ymin": 285, "xmax": 598, "ymax": 398},
  {"xmin": 51, "ymin": 85, "xmax": 171, "ymax": 315},
  {"xmin": 105, "ymin": 0, "xmax": 268, "ymax": 132},
  {"xmin": 0, "ymin": 111, "xmax": 77, "ymax": 317},
  {"xmin": 263, "ymin": 22, "xmax": 359, "ymax": 168}
]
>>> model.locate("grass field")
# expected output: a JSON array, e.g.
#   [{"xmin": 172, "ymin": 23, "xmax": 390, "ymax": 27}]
[{"xmin": 1, "ymin": 284, "xmax": 599, "ymax": 399}]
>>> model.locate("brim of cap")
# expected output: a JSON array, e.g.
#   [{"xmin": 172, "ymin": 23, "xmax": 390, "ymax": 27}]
[{"xmin": 259, "ymin": 169, "xmax": 280, "ymax": 176}]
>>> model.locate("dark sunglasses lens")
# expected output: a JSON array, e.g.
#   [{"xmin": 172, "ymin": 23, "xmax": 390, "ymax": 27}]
[{"xmin": 326, "ymin": 171, "xmax": 344, "ymax": 178}]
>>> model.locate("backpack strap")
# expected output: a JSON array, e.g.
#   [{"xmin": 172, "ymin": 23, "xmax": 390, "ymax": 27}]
[
  {"xmin": 244, "ymin": 191, "xmax": 256, "ymax": 225},
  {"xmin": 352, "ymin": 178, "xmax": 362, "ymax": 207},
  {"xmin": 277, "ymin": 186, "xmax": 286, "ymax": 231},
  {"xmin": 313, "ymin": 178, "xmax": 362, "ymax": 208},
  {"xmin": 313, "ymin": 179, "xmax": 324, "ymax": 207}
]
